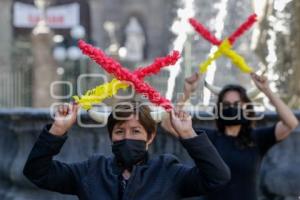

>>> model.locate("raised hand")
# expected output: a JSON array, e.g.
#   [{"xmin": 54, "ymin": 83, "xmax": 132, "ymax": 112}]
[
  {"xmin": 49, "ymin": 103, "xmax": 79, "ymax": 136},
  {"xmin": 250, "ymin": 72, "xmax": 270, "ymax": 92},
  {"xmin": 176, "ymin": 72, "xmax": 202, "ymax": 110},
  {"xmin": 184, "ymin": 72, "xmax": 202, "ymax": 95},
  {"xmin": 170, "ymin": 110, "xmax": 197, "ymax": 139}
]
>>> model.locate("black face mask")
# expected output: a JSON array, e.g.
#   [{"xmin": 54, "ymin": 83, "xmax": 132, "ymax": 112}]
[
  {"xmin": 112, "ymin": 139, "xmax": 147, "ymax": 170},
  {"xmin": 218, "ymin": 107, "xmax": 248, "ymax": 126}
]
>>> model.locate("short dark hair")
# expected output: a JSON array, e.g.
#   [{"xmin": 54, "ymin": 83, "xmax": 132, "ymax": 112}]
[{"xmin": 107, "ymin": 101, "xmax": 157, "ymax": 139}]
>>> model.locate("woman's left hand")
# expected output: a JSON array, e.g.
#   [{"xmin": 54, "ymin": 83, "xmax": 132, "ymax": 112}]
[
  {"xmin": 250, "ymin": 72, "xmax": 270, "ymax": 93},
  {"xmin": 184, "ymin": 72, "xmax": 201, "ymax": 95},
  {"xmin": 170, "ymin": 109, "xmax": 197, "ymax": 139}
]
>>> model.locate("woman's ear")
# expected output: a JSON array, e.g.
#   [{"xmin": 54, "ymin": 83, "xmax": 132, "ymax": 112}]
[{"xmin": 146, "ymin": 132, "xmax": 156, "ymax": 149}]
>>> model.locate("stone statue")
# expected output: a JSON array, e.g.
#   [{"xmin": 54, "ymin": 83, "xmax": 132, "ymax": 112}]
[{"xmin": 124, "ymin": 17, "xmax": 145, "ymax": 62}]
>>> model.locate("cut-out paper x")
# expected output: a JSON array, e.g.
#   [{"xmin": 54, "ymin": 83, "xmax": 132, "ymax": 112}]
[
  {"xmin": 73, "ymin": 40, "xmax": 180, "ymax": 111},
  {"xmin": 189, "ymin": 14, "xmax": 257, "ymax": 74}
]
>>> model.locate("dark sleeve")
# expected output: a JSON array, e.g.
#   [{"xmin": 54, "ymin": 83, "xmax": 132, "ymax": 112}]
[
  {"xmin": 252, "ymin": 125, "xmax": 277, "ymax": 156},
  {"xmin": 177, "ymin": 130, "xmax": 231, "ymax": 197},
  {"xmin": 194, "ymin": 127, "xmax": 217, "ymax": 144},
  {"xmin": 23, "ymin": 125, "xmax": 88, "ymax": 195}
]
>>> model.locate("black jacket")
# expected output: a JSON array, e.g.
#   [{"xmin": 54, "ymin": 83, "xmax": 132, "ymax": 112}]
[{"xmin": 23, "ymin": 125, "xmax": 230, "ymax": 200}]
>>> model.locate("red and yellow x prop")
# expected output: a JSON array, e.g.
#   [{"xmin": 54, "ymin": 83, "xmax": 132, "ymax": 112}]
[
  {"xmin": 73, "ymin": 40, "xmax": 180, "ymax": 111},
  {"xmin": 189, "ymin": 14, "xmax": 257, "ymax": 74}
]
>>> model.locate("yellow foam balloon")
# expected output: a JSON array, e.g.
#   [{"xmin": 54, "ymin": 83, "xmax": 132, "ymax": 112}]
[
  {"xmin": 198, "ymin": 39, "xmax": 229, "ymax": 73},
  {"xmin": 199, "ymin": 50, "xmax": 222, "ymax": 73},
  {"xmin": 73, "ymin": 78, "xmax": 129, "ymax": 110},
  {"xmin": 198, "ymin": 39, "xmax": 253, "ymax": 73}
]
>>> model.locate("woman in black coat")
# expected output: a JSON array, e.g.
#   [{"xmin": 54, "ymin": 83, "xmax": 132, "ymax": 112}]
[
  {"xmin": 23, "ymin": 101, "xmax": 230, "ymax": 200},
  {"xmin": 161, "ymin": 72, "xmax": 298, "ymax": 200}
]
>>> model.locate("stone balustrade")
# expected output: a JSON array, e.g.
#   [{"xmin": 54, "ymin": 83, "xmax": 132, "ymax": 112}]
[{"xmin": 0, "ymin": 109, "xmax": 299, "ymax": 200}]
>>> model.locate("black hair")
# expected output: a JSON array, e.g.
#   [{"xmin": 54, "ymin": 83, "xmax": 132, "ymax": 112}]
[{"xmin": 215, "ymin": 84, "xmax": 256, "ymax": 148}]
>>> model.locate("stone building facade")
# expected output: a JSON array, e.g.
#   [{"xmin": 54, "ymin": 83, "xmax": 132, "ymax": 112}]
[{"xmin": 0, "ymin": 0, "xmax": 177, "ymax": 108}]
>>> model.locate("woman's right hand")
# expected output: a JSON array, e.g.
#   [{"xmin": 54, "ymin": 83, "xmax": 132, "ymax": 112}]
[{"xmin": 49, "ymin": 103, "xmax": 79, "ymax": 136}]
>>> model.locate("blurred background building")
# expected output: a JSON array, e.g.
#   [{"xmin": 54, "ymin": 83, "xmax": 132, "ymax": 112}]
[
  {"xmin": 0, "ymin": 0, "xmax": 178, "ymax": 108},
  {"xmin": 0, "ymin": 0, "xmax": 299, "ymax": 109}
]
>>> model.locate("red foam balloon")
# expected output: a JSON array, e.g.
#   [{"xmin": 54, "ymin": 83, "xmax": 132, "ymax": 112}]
[
  {"xmin": 188, "ymin": 18, "xmax": 221, "ymax": 46},
  {"xmin": 189, "ymin": 14, "xmax": 257, "ymax": 46},
  {"xmin": 228, "ymin": 14, "xmax": 257, "ymax": 45},
  {"xmin": 78, "ymin": 40, "xmax": 180, "ymax": 111}
]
